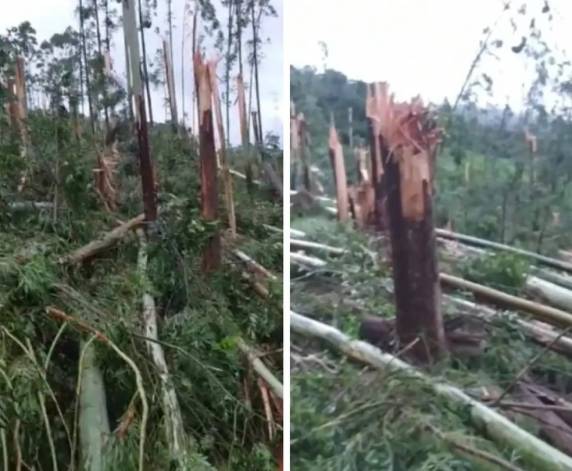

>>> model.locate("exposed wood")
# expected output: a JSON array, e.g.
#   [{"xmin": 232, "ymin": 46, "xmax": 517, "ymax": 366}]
[
  {"xmin": 440, "ymin": 273, "xmax": 572, "ymax": 328},
  {"xmin": 534, "ymin": 269, "xmax": 572, "ymax": 291},
  {"xmin": 525, "ymin": 276, "xmax": 572, "ymax": 313},
  {"xmin": 194, "ymin": 53, "xmax": 221, "ymax": 272},
  {"xmin": 237, "ymin": 74, "xmax": 249, "ymax": 145},
  {"xmin": 61, "ymin": 214, "xmax": 145, "ymax": 264},
  {"xmin": 208, "ymin": 60, "xmax": 236, "ymax": 237},
  {"xmin": 291, "ymin": 311, "xmax": 572, "ymax": 471},
  {"xmin": 233, "ymin": 249, "xmax": 277, "ymax": 281},
  {"xmin": 290, "ymin": 239, "xmax": 347, "ymax": 256},
  {"xmin": 328, "ymin": 125, "xmax": 349, "ymax": 222},
  {"xmin": 237, "ymin": 338, "xmax": 283, "ymax": 399},
  {"xmin": 137, "ymin": 230, "xmax": 191, "ymax": 464},
  {"xmin": 290, "ymin": 251, "xmax": 327, "ymax": 269},
  {"xmin": 436, "ymin": 229, "xmax": 572, "ymax": 274},
  {"xmin": 79, "ymin": 339, "xmax": 110, "ymax": 471},
  {"xmin": 370, "ymin": 86, "xmax": 446, "ymax": 361}
]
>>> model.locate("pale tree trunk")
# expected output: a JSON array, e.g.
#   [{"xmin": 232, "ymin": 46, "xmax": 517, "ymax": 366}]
[
  {"xmin": 251, "ymin": 2, "xmax": 263, "ymax": 142},
  {"xmin": 80, "ymin": 0, "xmax": 96, "ymax": 132},
  {"xmin": 225, "ymin": 0, "xmax": 233, "ymax": 147},
  {"xmin": 93, "ymin": 0, "xmax": 110, "ymax": 133},
  {"xmin": 79, "ymin": 339, "xmax": 110, "ymax": 471},
  {"xmin": 138, "ymin": 0, "xmax": 154, "ymax": 127}
]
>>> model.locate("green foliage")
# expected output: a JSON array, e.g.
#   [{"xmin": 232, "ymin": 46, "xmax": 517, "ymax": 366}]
[{"xmin": 458, "ymin": 253, "xmax": 529, "ymax": 293}]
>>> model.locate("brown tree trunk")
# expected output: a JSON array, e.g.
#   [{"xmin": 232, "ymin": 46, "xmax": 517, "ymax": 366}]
[
  {"xmin": 195, "ymin": 53, "xmax": 221, "ymax": 272},
  {"xmin": 298, "ymin": 114, "xmax": 311, "ymax": 191},
  {"xmin": 163, "ymin": 40, "xmax": 178, "ymax": 132},
  {"xmin": 373, "ymin": 87, "xmax": 447, "ymax": 362},
  {"xmin": 237, "ymin": 74, "xmax": 249, "ymax": 145}
]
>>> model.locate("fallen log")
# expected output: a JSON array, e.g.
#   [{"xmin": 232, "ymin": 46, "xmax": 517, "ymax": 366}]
[
  {"xmin": 436, "ymin": 229, "xmax": 572, "ymax": 274},
  {"xmin": 233, "ymin": 249, "xmax": 277, "ymax": 281},
  {"xmin": 61, "ymin": 214, "xmax": 145, "ymax": 264},
  {"xmin": 533, "ymin": 269, "xmax": 572, "ymax": 291},
  {"xmin": 290, "ymin": 239, "xmax": 347, "ymax": 256},
  {"xmin": 5, "ymin": 201, "xmax": 54, "ymax": 211},
  {"xmin": 440, "ymin": 273, "xmax": 572, "ymax": 329},
  {"xmin": 290, "ymin": 252, "xmax": 327, "ymax": 268},
  {"xmin": 446, "ymin": 296, "xmax": 572, "ymax": 357},
  {"xmin": 291, "ymin": 311, "xmax": 572, "ymax": 470},
  {"xmin": 137, "ymin": 230, "xmax": 190, "ymax": 464},
  {"xmin": 237, "ymin": 338, "xmax": 283, "ymax": 400},
  {"xmin": 79, "ymin": 338, "xmax": 110, "ymax": 471},
  {"xmin": 525, "ymin": 277, "xmax": 572, "ymax": 313}
]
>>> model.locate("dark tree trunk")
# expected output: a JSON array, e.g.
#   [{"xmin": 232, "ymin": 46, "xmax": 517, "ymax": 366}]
[
  {"xmin": 380, "ymin": 138, "xmax": 446, "ymax": 362},
  {"xmin": 237, "ymin": 0, "xmax": 244, "ymax": 78},
  {"xmin": 195, "ymin": 54, "xmax": 221, "ymax": 272},
  {"xmin": 138, "ymin": 0, "xmax": 154, "ymax": 127}
]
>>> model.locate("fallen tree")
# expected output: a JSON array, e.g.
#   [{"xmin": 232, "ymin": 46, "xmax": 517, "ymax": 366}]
[
  {"xmin": 60, "ymin": 214, "xmax": 145, "ymax": 264},
  {"xmin": 291, "ymin": 311, "xmax": 572, "ymax": 471},
  {"xmin": 525, "ymin": 276, "xmax": 572, "ymax": 313},
  {"xmin": 137, "ymin": 230, "xmax": 190, "ymax": 466}
]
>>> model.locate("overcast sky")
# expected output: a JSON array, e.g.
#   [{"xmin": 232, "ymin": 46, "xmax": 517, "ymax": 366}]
[
  {"xmin": 289, "ymin": 0, "xmax": 572, "ymax": 112},
  {"xmin": 1, "ymin": 0, "xmax": 283, "ymax": 145}
]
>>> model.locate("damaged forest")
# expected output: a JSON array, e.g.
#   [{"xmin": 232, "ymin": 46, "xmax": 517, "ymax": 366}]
[
  {"xmin": 0, "ymin": 0, "xmax": 283, "ymax": 469},
  {"xmin": 290, "ymin": 1, "xmax": 572, "ymax": 470}
]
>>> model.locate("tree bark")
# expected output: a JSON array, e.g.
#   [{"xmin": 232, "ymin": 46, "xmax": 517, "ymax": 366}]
[
  {"xmin": 328, "ymin": 125, "xmax": 349, "ymax": 222},
  {"xmin": 195, "ymin": 53, "xmax": 221, "ymax": 272},
  {"xmin": 93, "ymin": 0, "xmax": 110, "ymax": 134},
  {"xmin": 373, "ymin": 90, "xmax": 446, "ymax": 361},
  {"xmin": 251, "ymin": 2, "xmax": 263, "ymax": 140},
  {"xmin": 208, "ymin": 60, "xmax": 236, "ymax": 237}
]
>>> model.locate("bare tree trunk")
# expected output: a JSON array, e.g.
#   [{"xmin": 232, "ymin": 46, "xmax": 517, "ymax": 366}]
[
  {"xmin": 237, "ymin": 74, "xmax": 249, "ymax": 145},
  {"xmin": 195, "ymin": 53, "xmax": 221, "ymax": 272},
  {"xmin": 208, "ymin": 60, "xmax": 236, "ymax": 237},
  {"xmin": 251, "ymin": 2, "xmax": 263, "ymax": 141},
  {"xmin": 163, "ymin": 40, "xmax": 179, "ymax": 132},
  {"xmin": 298, "ymin": 114, "xmax": 310, "ymax": 191},
  {"xmin": 93, "ymin": 0, "xmax": 110, "ymax": 134},
  {"xmin": 328, "ymin": 125, "xmax": 349, "ymax": 222},
  {"xmin": 123, "ymin": 0, "xmax": 157, "ymax": 223},
  {"xmin": 225, "ymin": 0, "xmax": 234, "ymax": 147},
  {"xmin": 366, "ymin": 83, "xmax": 386, "ymax": 230},
  {"xmin": 80, "ymin": 0, "xmax": 96, "ymax": 133},
  {"xmin": 138, "ymin": 0, "xmax": 154, "ymax": 127},
  {"xmin": 373, "ymin": 88, "xmax": 447, "ymax": 362}
]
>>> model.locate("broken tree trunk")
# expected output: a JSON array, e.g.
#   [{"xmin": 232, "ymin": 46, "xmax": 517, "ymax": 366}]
[
  {"xmin": 194, "ymin": 53, "xmax": 221, "ymax": 272},
  {"xmin": 123, "ymin": 0, "xmax": 157, "ymax": 223},
  {"xmin": 208, "ymin": 60, "xmax": 236, "ymax": 237},
  {"xmin": 366, "ymin": 82, "xmax": 386, "ymax": 230},
  {"xmin": 525, "ymin": 277, "xmax": 572, "ymax": 313},
  {"xmin": 328, "ymin": 125, "xmax": 349, "ymax": 222},
  {"xmin": 137, "ymin": 230, "xmax": 190, "ymax": 465},
  {"xmin": 291, "ymin": 311, "xmax": 572, "ymax": 471},
  {"xmin": 79, "ymin": 339, "xmax": 110, "ymax": 471},
  {"xmin": 371, "ymin": 85, "xmax": 446, "ymax": 361},
  {"xmin": 61, "ymin": 214, "xmax": 144, "ymax": 264}
]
